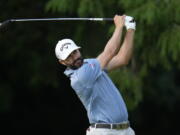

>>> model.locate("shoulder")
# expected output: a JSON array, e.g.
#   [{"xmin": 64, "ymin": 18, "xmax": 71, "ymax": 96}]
[
  {"xmin": 80, "ymin": 58, "xmax": 101, "ymax": 73},
  {"xmin": 76, "ymin": 59, "xmax": 95, "ymax": 78},
  {"xmin": 84, "ymin": 58, "xmax": 101, "ymax": 68},
  {"xmin": 73, "ymin": 58, "xmax": 100, "ymax": 82}
]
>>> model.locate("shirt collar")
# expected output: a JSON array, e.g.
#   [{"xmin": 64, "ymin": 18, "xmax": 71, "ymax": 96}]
[{"xmin": 64, "ymin": 67, "xmax": 74, "ymax": 77}]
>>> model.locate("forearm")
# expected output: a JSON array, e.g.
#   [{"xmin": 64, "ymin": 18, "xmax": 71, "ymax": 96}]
[
  {"xmin": 97, "ymin": 15, "xmax": 125, "ymax": 69},
  {"xmin": 105, "ymin": 16, "xmax": 136, "ymax": 71},
  {"xmin": 103, "ymin": 26, "xmax": 123, "ymax": 57},
  {"xmin": 117, "ymin": 29, "xmax": 135, "ymax": 64}
]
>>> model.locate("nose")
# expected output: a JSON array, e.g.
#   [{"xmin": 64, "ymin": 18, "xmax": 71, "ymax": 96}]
[
  {"xmin": 73, "ymin": 54, "xmax": 79, "ymax": 61},
  {"xmin": 71, "ymin": 51, "xmax": 79, "ymax": 60}
]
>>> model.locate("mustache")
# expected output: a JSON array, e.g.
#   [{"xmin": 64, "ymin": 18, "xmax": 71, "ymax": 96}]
[
  {"xmin": 73, "ymin": 57, "xmax": 83, "ymax": 65},
  {"xmin": 69, "ymin": 57, "xmax": 83, "ymax": 70}
]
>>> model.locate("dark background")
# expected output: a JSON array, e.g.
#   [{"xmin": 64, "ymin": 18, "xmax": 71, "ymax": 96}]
[{"xmin": 0, "ymin": 0, "xmax": 179, "ymax": 135}]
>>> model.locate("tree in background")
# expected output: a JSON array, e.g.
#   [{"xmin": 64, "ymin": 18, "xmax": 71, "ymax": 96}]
[
  {"xmin": 46, "ymin": 0, "xmax": 180, "ymax": 111},
  {"xmin": 0, "ymin": 1, "xmax": 89, "ymax": 134},
  {"xmin": 0, "ymin": 0, "xmax": 179, "ymax": 134}
]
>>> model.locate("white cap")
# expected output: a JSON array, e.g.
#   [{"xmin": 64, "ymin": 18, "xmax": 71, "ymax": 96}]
[{"xmin": 55, "ymin": 39, "xmax": 81, "ymax": 60}]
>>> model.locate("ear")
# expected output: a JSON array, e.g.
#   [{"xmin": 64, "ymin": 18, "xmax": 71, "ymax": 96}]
[{"xmin": 58, "ymin": 60, "xmax": 66, "ymax": 65}]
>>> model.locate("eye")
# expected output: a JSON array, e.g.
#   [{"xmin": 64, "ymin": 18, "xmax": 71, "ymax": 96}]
[{"xmin": 73, "ymin": 50, "xmax": 77, "ymax": 55}]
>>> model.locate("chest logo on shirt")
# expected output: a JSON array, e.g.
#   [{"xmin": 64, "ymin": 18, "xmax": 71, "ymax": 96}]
[{"xmin": 90, "ymin": 63, "xmax": 95, "ymax": 69}]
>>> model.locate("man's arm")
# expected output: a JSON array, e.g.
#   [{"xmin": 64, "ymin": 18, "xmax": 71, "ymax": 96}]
[
  {"xmin": 97, "ymin": 15, "xmax": 125, "ymax": 69},
  {"xmin": 106, "ymin": 29, "xmax": 135, "ymax": 71}
]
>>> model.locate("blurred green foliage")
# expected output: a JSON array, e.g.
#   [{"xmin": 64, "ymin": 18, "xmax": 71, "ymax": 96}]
[
  {"xmin": 46, "ymin": 0, "xmax": 180, "ymax": 110},
  {"xmin": 0, "ymin": 0, "xmax": 179, "ymax": 117},
  {"xmin": 0, "ymin": 0, "xmax": 179, "ymax": 134}
]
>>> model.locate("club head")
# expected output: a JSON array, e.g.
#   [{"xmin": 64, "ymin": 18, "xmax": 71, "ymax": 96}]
[{"xmin": 0, "ymin": 20, "xmax": 11, "ymax": 29}]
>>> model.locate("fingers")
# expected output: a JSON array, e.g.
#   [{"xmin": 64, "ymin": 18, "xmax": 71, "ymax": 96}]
[
  {"xmin": 113, "ymin": 14, "xmax": 136, "ymax": 30},
  {"xmin": 113, "ymin": 14, "xmax": 126, "ymax": 28},
  {"xmin": 124, "ymin": 16, "xmax": 136, "ymax": 30}
]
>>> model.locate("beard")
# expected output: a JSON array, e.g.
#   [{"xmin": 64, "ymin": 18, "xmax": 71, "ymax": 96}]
[{"xmin": 69, "ymin": 57, "xmax": 84, "ymax": 70}]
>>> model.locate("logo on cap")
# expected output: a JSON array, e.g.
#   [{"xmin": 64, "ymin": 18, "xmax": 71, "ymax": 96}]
[{"xmin": 60, "ymin": 43, "xmax": 71, "ymax": 51}]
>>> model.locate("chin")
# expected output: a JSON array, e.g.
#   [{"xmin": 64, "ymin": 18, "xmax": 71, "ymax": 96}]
[
  {"xmin": 70, "ymin": 58, "xmax": 84, "ymax": 70},
  {"xmin": 75, "ymin": 62, "xmax": 83, "ymax": 69}
]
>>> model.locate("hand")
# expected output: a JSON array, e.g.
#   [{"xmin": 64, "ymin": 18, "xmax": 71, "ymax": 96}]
[
  {"xmin": 114, "ymin": 15, "xmax": 126, "ymax": 28},
  {"xmin": 125, "ymin": 16, "xmax": 136, "ymax": 30}
]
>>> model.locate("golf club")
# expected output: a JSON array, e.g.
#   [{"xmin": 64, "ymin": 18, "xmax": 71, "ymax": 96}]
[{"xmin": 0, "ymin": 17, "xmax": 113, "ymax": 29}]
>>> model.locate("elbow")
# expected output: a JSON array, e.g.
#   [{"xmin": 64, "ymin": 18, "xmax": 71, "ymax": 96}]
[
  {"xmin": 121, "ymin": 54, "xmax": 132, "ymax": 66},
  {"xmin": 115, "ymin": 59, "xmax": 129, "ymax": 67},
  {"xmin": 121, "ymin": 59, "xmax": 130, "ymax": 66}
]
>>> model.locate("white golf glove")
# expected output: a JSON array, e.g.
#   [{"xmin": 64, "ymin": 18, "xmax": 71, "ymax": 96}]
[{"xmin": 125, "ymin": 16, "xmax": 136, "ymax": 30}]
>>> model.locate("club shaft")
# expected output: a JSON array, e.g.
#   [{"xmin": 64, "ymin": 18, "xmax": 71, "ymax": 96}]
[
  {"xmin": 12, "ymin": 17, "xmax": 113, "ymax": 22},
  {"xmin": 0, "ymin": 18, "xmax": 113, "ymax": 29}
]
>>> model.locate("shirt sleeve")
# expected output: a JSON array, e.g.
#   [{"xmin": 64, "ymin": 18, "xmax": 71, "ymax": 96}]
[{"xmin": 77, "ymin": 59, "xmax": 102, "ymax": 89}]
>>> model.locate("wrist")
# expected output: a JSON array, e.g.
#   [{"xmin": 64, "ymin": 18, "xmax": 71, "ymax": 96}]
[
  {"xmin": 127, "ymin": 29, "xmax": 135, "ymax": 32},
  {"xmin": 116, "ymin": 25, "xmax": 124, "ymax": 30}
]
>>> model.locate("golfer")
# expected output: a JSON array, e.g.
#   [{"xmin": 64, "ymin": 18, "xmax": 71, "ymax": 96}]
[{"xmin": 55, "ymin": 15, "xmax": 136, "ymax": 135}]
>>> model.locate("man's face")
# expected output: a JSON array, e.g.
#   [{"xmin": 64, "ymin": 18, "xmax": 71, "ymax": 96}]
[{"xmin": 60, "ymin": 49, "xmax": 83, "ymax": 69}]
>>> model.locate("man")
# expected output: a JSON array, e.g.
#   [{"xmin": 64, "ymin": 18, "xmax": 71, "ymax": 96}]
[{"xmin": 55, "ymin": 15, "xmax": 136, "ymax": 135}]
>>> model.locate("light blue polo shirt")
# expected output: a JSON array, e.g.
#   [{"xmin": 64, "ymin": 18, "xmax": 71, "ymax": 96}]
[{"xmin": 64, "ymin": 59, "xmax": 128, "ymax": 124}]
